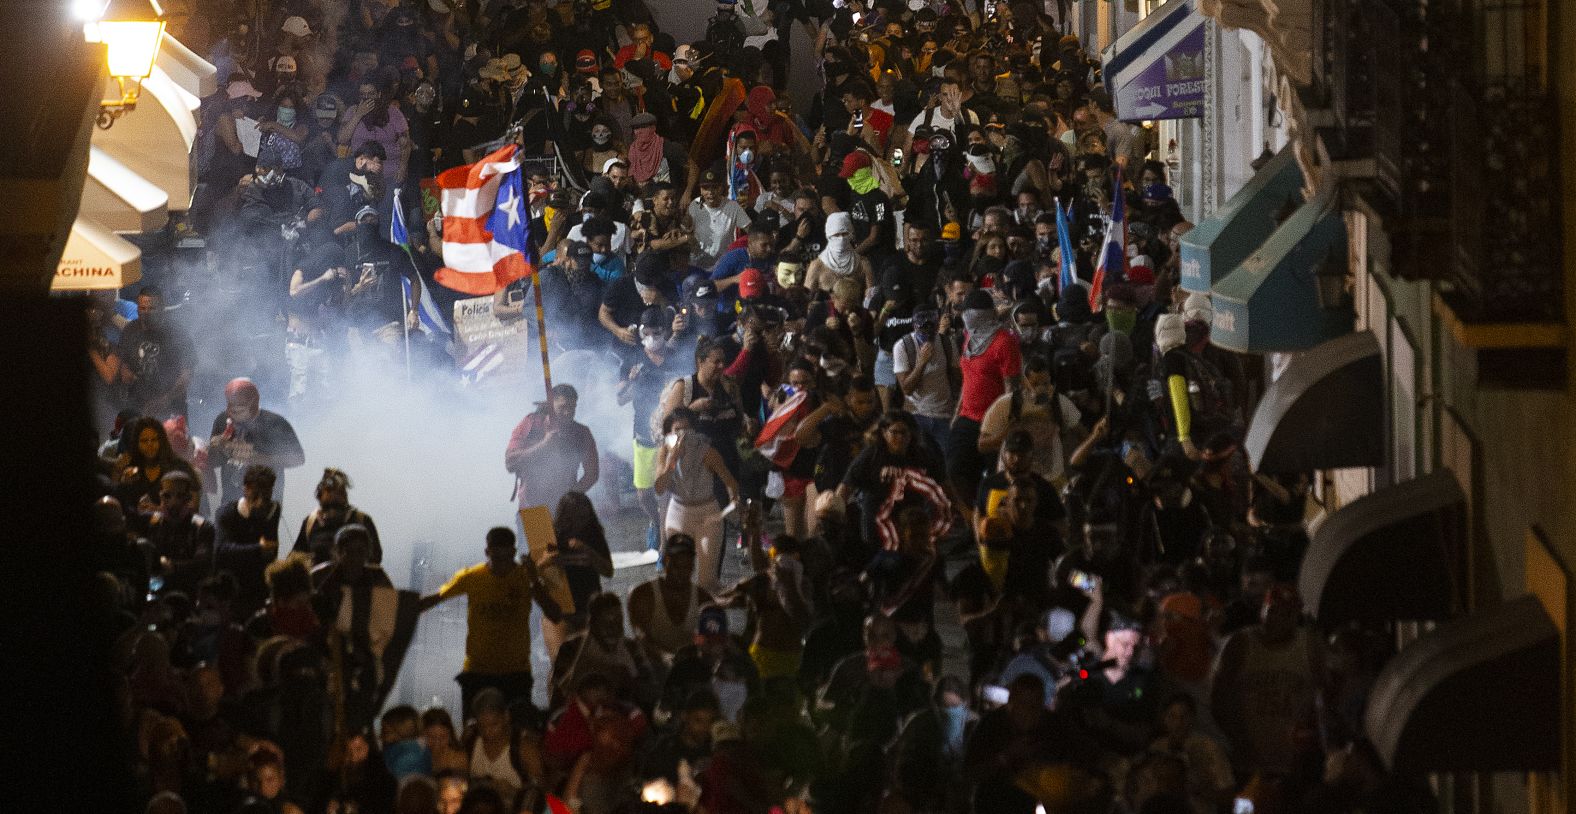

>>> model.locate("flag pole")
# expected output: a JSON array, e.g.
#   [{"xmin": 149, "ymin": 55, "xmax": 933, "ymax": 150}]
[
  {"xmin": 400, "ymin": 272, "xmax": 413, "ymax": 383},
  {"xmin": 531, "ymin": 266, "xmax": 552, "ymax": 393}
]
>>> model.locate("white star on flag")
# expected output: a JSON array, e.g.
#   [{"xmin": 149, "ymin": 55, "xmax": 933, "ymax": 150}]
[{"xmin": 498, "ymin": 187, "xmax": 522, "ymax": 228}]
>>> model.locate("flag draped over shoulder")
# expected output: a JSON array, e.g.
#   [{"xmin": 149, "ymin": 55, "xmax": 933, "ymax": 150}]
[
  {"xmin": 435, "ymin": 144, "xmax": 533, "ymax": 296},
  {"xmin": 1088, "ymin": 166, "xmax": 1126, "ymax": 313}
]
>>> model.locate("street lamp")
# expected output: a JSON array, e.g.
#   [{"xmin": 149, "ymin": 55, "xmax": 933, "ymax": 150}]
[{"xmin": 80, "ymin": 0, "xmax": 166, "ymax": 129}]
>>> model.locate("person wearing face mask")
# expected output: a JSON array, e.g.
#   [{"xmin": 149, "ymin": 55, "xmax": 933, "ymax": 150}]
[
  {"xmin": 803, "ymin": 211, "xmax": 872, "ymax": 294},
  {"xmin": 206, "ymin": 377, "xmax": 305, "ymax": 506},
  {"xmin": 213, "ymin": 465, "xmax": 283, "ymax": 618},
  {"xmin": 619, "ymin": 307, "xmax": 684, "ymax": 556},
  {"xmin": 237, "ymin": 146, "xmax": 324, "ymax": 241},
  {"xmin": 888, "ymin": 675, "xmax": 976, "ymax": 814},
  {"xmin": 977, "ymin": 348, "xmax": 1084, "ymax": 488},
  {"xmin": 320, "ymin": 142, "xmax": 389, "ymax": 238},
  {"xmin": 946, "ymin": 289, "xmax": 1022, "ymax": 501},
  {"xmin": 302, "ymin": 95, "xmax": 344, "ymax": 185},
  {"xmin": 257, "ymin": 88, "xmax": 309, "ymax": 181},
  {"xmin": 343, "ymin": 207, "xmax": 420, "ymax": 342},
  {"xmin": 600, "ymin": 254, "xmax": 672, "ymax": 348},
  {"xmin": 292, "ymin": 468, "xmax": 382, "ymax": 565},
  {"xmin": 579, "ymin": 115, "xmax": 626, "ymax": 178}
]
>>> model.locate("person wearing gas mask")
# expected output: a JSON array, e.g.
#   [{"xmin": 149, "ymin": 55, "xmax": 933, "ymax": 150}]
[
  {"xmin": 238, "ymin": 145, "xmax": 324, "ymax": 243},
  {"xmin": 292, "ymin": 468, "xmax": 382, "ymax": 566},
  {"xmin": 619, "ymin": 306, "xmax": 686, "ymax": 556}
]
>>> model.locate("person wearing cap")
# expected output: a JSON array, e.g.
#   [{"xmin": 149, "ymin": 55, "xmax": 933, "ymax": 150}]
[
  {"xmin": 687, "ymin": 165, "xmax": 752, "ymax": 270},
  {"xmin": 659, "ymin": 603, "xmax": 758, "ymax": 719},
  {"xmin": 238, "ymin": 141, "xmax": 324, "ymax": 246},
  {"xmin": 946, "ymin": 287, "xmax": 1022, "ymax": 500},
  {"xmin": 1210, "ymin": 584, "xmax": 1325, "ymax": 777},
  {"xmin": 617, "ymin": 305, "xmax": 685, "ymax": 555},
  {"xmin": 535, "ymin": 240, "xmax": 606, "ymax": 349},
  {"xmin": 1053, "ymin": 611, "xmax": 1164, "ymax": 756},
  {"xmin": 839, "ymin": 149, "xmax": 895, "ymax": 261},
  {"xmin": 628, "ymin": 533, "xmax": 715, "ymax": 663},
  {"xmin": 341, "ymin": 205, "xmax": 421, "ymax": 341},
  {"xmin": 600, "ymin": 252, "xmax": 674, "ymax": 348},
  {"xmin": 206, "ymin": 378, "xmax": 304, "ymax": 505},
  {"xmin": 709, "ymin": 220, "xmax": 778, "ymax": 314},
  {"xmin": 303, "ymin": 94, "xmax": 345, "ymax": 184}
]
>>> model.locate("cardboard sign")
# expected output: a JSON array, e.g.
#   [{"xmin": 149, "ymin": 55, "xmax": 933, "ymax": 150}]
[{"xmin": 518, "ymin": 506, "xmax": 575, "ymax": 615}]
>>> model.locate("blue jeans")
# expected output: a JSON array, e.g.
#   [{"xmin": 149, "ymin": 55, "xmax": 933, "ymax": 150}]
[{"xmin": 913, "ymin": 414, "xmax": 952, "ymax": 459}]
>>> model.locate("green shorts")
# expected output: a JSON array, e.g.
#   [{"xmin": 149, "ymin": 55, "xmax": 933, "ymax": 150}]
[{"xmin": 632, "ymin": 440, "xmax": 659, "ymax": 490}]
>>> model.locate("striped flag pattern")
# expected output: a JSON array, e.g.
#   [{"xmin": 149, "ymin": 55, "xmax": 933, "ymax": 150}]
[
  {"xmin": 1088, "ymin": 166, "xmax": 1127, "ymax": 313},
  {"xmin": 435, "ymin": 143, "xmax": 533, "ymax": 296}
]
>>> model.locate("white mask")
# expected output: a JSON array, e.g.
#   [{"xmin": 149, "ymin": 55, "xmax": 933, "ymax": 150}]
[
  {"xmin": 713, "ymin": 679, "xmax": 748, "ymax": 722},
  {"xmin": 643, "ymin": 334, "xmax": 666, "ymax": 352}
]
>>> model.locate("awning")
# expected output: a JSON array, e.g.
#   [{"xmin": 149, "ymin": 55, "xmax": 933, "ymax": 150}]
[
  {"xmin": 52, "ymin": 218, "xmax": 142, "ymax": 292},
  {"xmin": 1244, "ymin": 329, "xmax": 1382, "ymax": 473},
  {"xmin": 1179, "ymin": 146, "xmax": 1304, "ymax": 293},
  {"xmin": 155, "ymin": 32, "xmax": 218, "ymax": 99},
  {"xmin": 1299, "ymin": 471, "xmax": 1463, "ymax": 626},
  {"xmin": 1210, "ymin": 184, "xmax": 1349, "ymax": 353},
  {"xmin": 1365, "ymin": 595, "xmax": 1559, "ymax": 773},
  {"xmin": 80, "ymin": 146, "xmax": 169, "ymax": 233},
  {"xmin": 92, "ymin": 70, "xmax": 197, "ymax": 212},
  {"xmin": 1101, "ymin": 0, "xmax": 1207, "ymax": 122}
]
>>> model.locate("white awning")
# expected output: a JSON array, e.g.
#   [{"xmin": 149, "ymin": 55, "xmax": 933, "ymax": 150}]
[
  {"xmin": 80, "ymin": 146, "xmax": 169, "ymax": 233},
  {"xmin": 92, "ymin": 70, "xmax": 197, "ymax": 212},
  {"xmin": 52, "ymin": 218, "xmax": 142, "ymax": 291},
  {"xmin": 155, "ymin": 32, "xmax": 218, "ymax": 98}
]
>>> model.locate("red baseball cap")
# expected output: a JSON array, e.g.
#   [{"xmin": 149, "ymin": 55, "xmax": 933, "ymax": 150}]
[
  {"xmin": 838, "ymin": 150, "xmax": 872, "ymax": 178},
  {"xmin": 575, "ymin": 49, "xmax": 598, "ymax": 72},
  {"xmin": 865, "ymin": 645, "xmax": 901, "ymax": 673},
  {"xmin": 739, "ymin": 268, "xmax": 766, "ymax": 299}
]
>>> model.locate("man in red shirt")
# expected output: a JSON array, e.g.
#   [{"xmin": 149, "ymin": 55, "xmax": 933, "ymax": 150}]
[
  {"xmin": 947, "ymin": 289, "xmax": 1021, "ymax": 500},
  {"xmin": 614, "ymin": 21, "xmax": 673, "ymax": 71},
  {"xmin": 841, "ymin": 80, "xmax": 894, "ymax": 152}
]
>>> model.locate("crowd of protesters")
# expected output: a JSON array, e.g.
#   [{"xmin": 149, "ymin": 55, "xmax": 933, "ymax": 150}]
[{"xmin": 82, "ymin": 0, "xmax": 1442, "ymax": 812}]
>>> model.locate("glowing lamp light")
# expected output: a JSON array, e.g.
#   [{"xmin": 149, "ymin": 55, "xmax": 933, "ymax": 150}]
[{"xmin": 80, "ymin": 0, "xmax": 166, "ymax": 128}]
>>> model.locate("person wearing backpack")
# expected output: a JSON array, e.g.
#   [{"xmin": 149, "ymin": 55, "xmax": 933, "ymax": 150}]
[
  {"xmin": 892, "ymin": 307, "xmax": 959, "ymax": 455},
  {"xmin": 1151, "ymin": 313, "xmax": 1236, "ymax": 461}
]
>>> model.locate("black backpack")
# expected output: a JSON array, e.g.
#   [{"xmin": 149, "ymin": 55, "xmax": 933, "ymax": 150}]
[{"xmin": 705, "ymin": 13, "xmax": 746, "ymax": 64}]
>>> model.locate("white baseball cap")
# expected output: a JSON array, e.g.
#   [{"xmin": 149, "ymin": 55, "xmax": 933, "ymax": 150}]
[{"xmin": 281, "ymin": 16, "xmax": 312, "ymax": 37}]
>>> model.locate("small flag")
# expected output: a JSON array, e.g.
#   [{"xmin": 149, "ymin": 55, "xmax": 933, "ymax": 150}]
[
  {"xmin": 391, "ymin": 190, "xmax": 451, "ymax": 335},
  {"xmin": 434, "ymin": 144, "xmax": 532, "ymax": 296},
  {"xmin": 1056, "ymin": 199, "xmax": 1077, "ymax": 294},
  {"xmin": 1088, "ymin": 167, "xmax": 1127, "ymax": 313}
]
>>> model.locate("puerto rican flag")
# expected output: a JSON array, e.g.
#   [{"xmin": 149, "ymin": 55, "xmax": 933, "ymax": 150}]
[
  {"xmin": 1087, "ymin": 166, "xmax": 1127, "ymax": 313},
  {"xmin": 435, "ymin": 144, "xmax": 533, "ymax": 296}
]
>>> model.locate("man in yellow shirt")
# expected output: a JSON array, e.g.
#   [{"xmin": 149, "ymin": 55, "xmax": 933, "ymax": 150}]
[{"xmin": 421, "ymin": 527, "xmax": 563, "ymax": 718}]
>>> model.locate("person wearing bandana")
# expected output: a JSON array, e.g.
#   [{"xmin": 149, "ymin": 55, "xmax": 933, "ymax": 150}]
[{"xmin": 945, "ymin": 289, "xmax": 1021, "ymax": 500}]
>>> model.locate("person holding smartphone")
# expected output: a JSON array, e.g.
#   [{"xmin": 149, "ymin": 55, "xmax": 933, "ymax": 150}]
[{"xmin": 653, "ymin": 408, "xmax": 740, "ymax": 595}]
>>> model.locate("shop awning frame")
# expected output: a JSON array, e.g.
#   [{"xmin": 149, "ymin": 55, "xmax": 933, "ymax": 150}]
[
  {"xmin": 93, "ymin": 70, "xmax": 197, "ymax": 212},
  {"xmin": 80, "ymin": 146, "xmax": 169, "ymax": 233},
  {"xmin": 1179, "ymin": 145, "xmax": 1304, "ymax": 293},
  {"xmin": 1299, "ymin": 470, "xmax": 1463, "ymax": 627},
  {"xmin": 52, "ymin": 218, "xmax": 142, "ymax": 292},
  {"xmin": 1244, "ymin": 329, "xmax": 1383, "ymax": 474},
  {"xmin": 1365, "ymin": 595, "xmax": 1559, "ymax": 774},
  {"xmin": 1209, "ymin": 183, "xmax": 1348, "ymax": 353}
]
